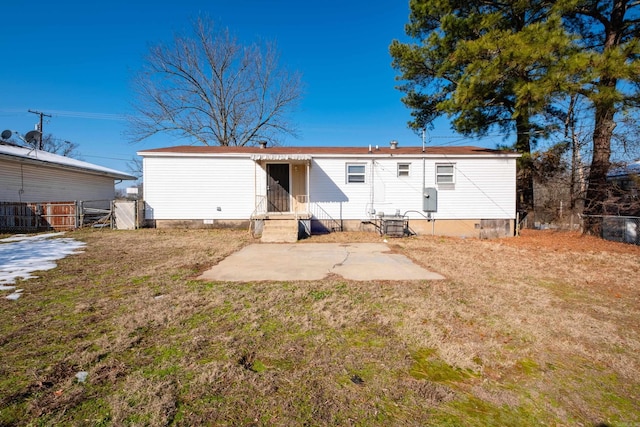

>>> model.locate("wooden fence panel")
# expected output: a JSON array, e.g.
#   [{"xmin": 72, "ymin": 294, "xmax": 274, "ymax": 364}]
[
  {"xmin": 43, "ymin": 202, "xmax": 77, "ymax": 230},
  {"xmin": 0, "ymin": 202, "xmax": 38, "ymax": 230},
  {"xmin": 0, "ymin": 201, "xmax": 77, "ymax": 232}
]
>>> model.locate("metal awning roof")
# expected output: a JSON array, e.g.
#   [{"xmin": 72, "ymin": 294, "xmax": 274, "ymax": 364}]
[{"xmin": 250, "ymin": 153, "xmax": 312, "ymax": 161}]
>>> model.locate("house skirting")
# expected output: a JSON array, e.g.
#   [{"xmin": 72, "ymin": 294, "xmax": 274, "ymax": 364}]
[
  {"xmin": 354, "ymin": 218, "xmax": 515, "ymax": 238},
  {"xmin": 153, "ymin": 219, "xmax": 250, "ymax": 229},
  {"xmin": 152, "ymin": 218, "xmax": 515, "ymax": 238}
]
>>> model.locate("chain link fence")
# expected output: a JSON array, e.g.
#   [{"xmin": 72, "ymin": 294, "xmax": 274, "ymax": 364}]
[{"xmin": 583, "ymin": 215, "xmax": 640, "ymax": 246}]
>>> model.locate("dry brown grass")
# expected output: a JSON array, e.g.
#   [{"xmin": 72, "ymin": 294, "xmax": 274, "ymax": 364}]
[{"xmin": 0, "ymin": 228, "xmax": 639, "ymax": 426}]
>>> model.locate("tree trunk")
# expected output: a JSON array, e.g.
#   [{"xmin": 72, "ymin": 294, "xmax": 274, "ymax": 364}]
[
  {"xmin": 582, "ymin": 0, "xmax": 624, "ymax": 235},
  {"xmin": 583, "ymin": 90, "xmax": 616, "ymax": 235},
  {"xmin": 515, "ymin": 116, "xmax": 535, "ymax": 226}
]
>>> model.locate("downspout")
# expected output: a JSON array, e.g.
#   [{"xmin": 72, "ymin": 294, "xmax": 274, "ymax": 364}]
[
  {"xmin": 422, "ymin": 158, "xmax": 425, "ymax": 204},
  {"xmin": 19, "ymin": 164, "xmax": 25, "ymax": 202},
  {"xmin": 424, "ymin": 157, "xmax": 431, "ymax": 235},
  {"xmin": 114, "ymin": 179, "xmax": 123, "ymax": 199},
  {"xmin": 422, "ymin": 130, "xmax": 426, "ymax": 199},
  {"xmin": 422, "ymin": 129, "xmax": 434, "ymax": 236}
]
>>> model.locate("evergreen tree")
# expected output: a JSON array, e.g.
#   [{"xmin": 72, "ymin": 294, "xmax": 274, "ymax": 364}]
[
  {"xmin": 560, "ymin": 0, "xmax": 640, "ymax": 234},
  {"xmin": 391, "ymin": 0, "xmax": 640, "ymax": 233},
  {"xmin": 390, "ymin": 0, "xmax": 574, "ymax": 219}
]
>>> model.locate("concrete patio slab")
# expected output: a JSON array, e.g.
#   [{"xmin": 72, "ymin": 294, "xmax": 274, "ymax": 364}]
[{"xmin": 198, "ymin": 243, "xmax": 445, "ymax": 282}]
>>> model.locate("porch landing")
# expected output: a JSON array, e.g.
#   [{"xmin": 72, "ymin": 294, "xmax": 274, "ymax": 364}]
[{"xmin": 259, "ymin": 215, "xmax": 311, "ymax": 243}]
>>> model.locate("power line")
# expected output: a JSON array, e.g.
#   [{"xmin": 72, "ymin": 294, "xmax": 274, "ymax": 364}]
[
  {"xmin": 0, "ymin": 108, "xmax": 126, "ymax": 121},
  {"xmin": 81, "ymin": 154, "xmax": 134, "ymax": 161}
]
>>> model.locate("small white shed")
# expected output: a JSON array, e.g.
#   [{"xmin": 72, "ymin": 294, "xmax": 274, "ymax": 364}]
[{"xmin": 0, "ymin": 144, "xmax": 135, "ymax": 203}]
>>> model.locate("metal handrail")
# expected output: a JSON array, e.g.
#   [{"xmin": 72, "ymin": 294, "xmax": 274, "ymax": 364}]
[
  {"xmin": 249, "ymin": 196, "xmax": 268, "ymax": 237},
  {"xmin": 310, "ymin": 202, "xmax": 342, "ymax": 232},
  {"xmin": 250, "ymin": 195, "xmax": 267, "ymax": 219}
]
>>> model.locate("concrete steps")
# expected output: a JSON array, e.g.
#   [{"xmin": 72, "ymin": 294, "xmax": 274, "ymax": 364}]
[{"xmin": 261, "ymin": 218, "xmax": 299, "ymax": 243}]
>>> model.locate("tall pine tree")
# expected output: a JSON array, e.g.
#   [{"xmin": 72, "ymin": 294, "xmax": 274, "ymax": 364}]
[
  {"xmin": 391, "ymin": 0, "xmax": 640, "ymax": 232},
  {"xmin": 561, "ymin": 0, "xmax": 640, "ymax": 234},
  {"xmin": 390, "ymin": 0, "xmax": 574, "ymax": 220}
]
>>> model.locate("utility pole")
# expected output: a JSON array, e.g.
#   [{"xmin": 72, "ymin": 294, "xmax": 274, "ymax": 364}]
[{"xmin": 28, "ymin": 109, "xmax": 52, "ymax": 149}]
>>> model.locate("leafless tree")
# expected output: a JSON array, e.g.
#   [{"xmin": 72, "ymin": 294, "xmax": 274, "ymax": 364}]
[
  {"xmin": 1, "ymin": 132, "xmax": 81, "ymax": 158},
  {"xmin": 127, "ymin": 17, "xmax": 302, "ymax": 146},
  {"xmin": 40, "ymin": 134, "xmax": 81, "ymax": 158},
  {"xmin": 127, "ymin": 156, "xmax": 143, "ymax": 180}
]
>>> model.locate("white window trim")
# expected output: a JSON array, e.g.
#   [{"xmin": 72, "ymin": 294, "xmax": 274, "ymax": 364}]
[
  {"xmin": 397, "ymin": 163, "xmax": 411, "ymax": 177},
  {"xmin": 346, "ymin": 163, "xmax": 366, "ymax": 184},
  {"xmin": 436, "ymin": 163, "xmax": 456, "ymax": 185}
]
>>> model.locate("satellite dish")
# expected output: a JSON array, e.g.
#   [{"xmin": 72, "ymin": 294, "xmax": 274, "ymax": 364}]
[
  {"xmin": 25, "ymin": 130, "xmax": 41, "ymax": 145},
  {"xmin": 1, "ymin": 130, "xmax": 12, "ymax": 140}
]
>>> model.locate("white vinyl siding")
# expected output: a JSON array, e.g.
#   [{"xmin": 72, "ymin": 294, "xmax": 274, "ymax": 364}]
[
  {"xmin": 0, "ymin": 159, "xmax": 116, "ymax": 202},
  {"xmin": 311, "ymin": 156, "xmax": 515, "ymax": 221},
  {"xmin": 310, "ymin": 158, "xmax": 370, "ymax": 219},
  {"xmin": 140, "ymin": 151, "xmax": 517, "ymax": 223},
  {"xmin": 372, "ymin": 158, "xmax": 415, "ymax": 214},
  {"xmin": 143, "ymin": 156, "xmax": 257, "ymax": 219},
  {"xmin": 429, "ymin": 158, "xmax": 515, "ymax": 219}
]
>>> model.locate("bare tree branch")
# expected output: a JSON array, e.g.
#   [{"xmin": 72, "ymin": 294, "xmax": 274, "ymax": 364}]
[{"xmin": 127, "ymin": 17, "xmax": 302, "ymax": 146}]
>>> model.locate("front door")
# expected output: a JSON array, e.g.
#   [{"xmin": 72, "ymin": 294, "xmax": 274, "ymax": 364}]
[{"xmin": 267, "ymin": 164, "xmax": 290, "ymax": 212}]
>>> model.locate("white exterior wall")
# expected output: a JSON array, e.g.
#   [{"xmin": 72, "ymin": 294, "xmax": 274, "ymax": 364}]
[
  {"xmin": 0, "ymin": 158, "xmax": 116, "ymax": 202},
  {"xmin": 143, "ymin": 156, "xmax": 259, "ymax": 219},
  {"xmin": 309, "ymin": 157, "xmax": 372, "ymax": 219},
  {"xmin": 141, "ymin": 152, "xmax": 516, "ymax": 223},
  {"xmin": 309, "ymin": 155, "xmax": 516, "ymax": 221},
  {"xmin": 425, "ymin": 157, "xmax": 516, "ymax": 219}
]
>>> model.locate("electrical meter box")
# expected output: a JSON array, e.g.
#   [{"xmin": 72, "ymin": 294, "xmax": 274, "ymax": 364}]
[{"xmin": 423, "ymin": 187, "xmax": 437, "ymax": 212}]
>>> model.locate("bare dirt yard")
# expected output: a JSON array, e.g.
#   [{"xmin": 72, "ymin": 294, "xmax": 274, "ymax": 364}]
[{"xmin": 1, "ymin": 228, "xmax": 638, "ymax": 426}]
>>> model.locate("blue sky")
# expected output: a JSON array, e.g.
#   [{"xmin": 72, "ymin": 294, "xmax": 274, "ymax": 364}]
[{"xmin": 0, "ymin": 0, "xmax": 504, "ymax": 184}]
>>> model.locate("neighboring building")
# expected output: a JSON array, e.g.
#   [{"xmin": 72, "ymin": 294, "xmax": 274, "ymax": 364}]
[
  {"xmin": 137, "ymin": 142, "xmax": 520, "ymax": 238},
  {"xmin": 0, "ymin": 143, "xmax": 136, "ymax": 203},
  {"xmin": 607, "ymin": 160, "xmax": 640, "ymax": 216}
]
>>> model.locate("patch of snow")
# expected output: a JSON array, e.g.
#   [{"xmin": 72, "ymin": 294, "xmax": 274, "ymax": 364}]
[
  {"xmin": 0, "ymin": 232, "xmax": 66, "ymax": 243},
  {"xmin": 0, "ymin": 233, "xmax": 86, "ymax": 299},
  {"xmin": 75, "ymin": 371, "xmax": 89, "ymax": 383},
  {"xmin": 6, "ymin": 290, "xmax": 23, "ymax": 300}
]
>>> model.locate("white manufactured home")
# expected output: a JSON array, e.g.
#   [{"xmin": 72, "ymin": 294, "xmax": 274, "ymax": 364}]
[
  {"xmin": 0, "ymin": 144, "xmax": 135, "ymax": 203},
  {"xmin": 138, "ymin": 143, "xmax": 519, "ymax": 239}
]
